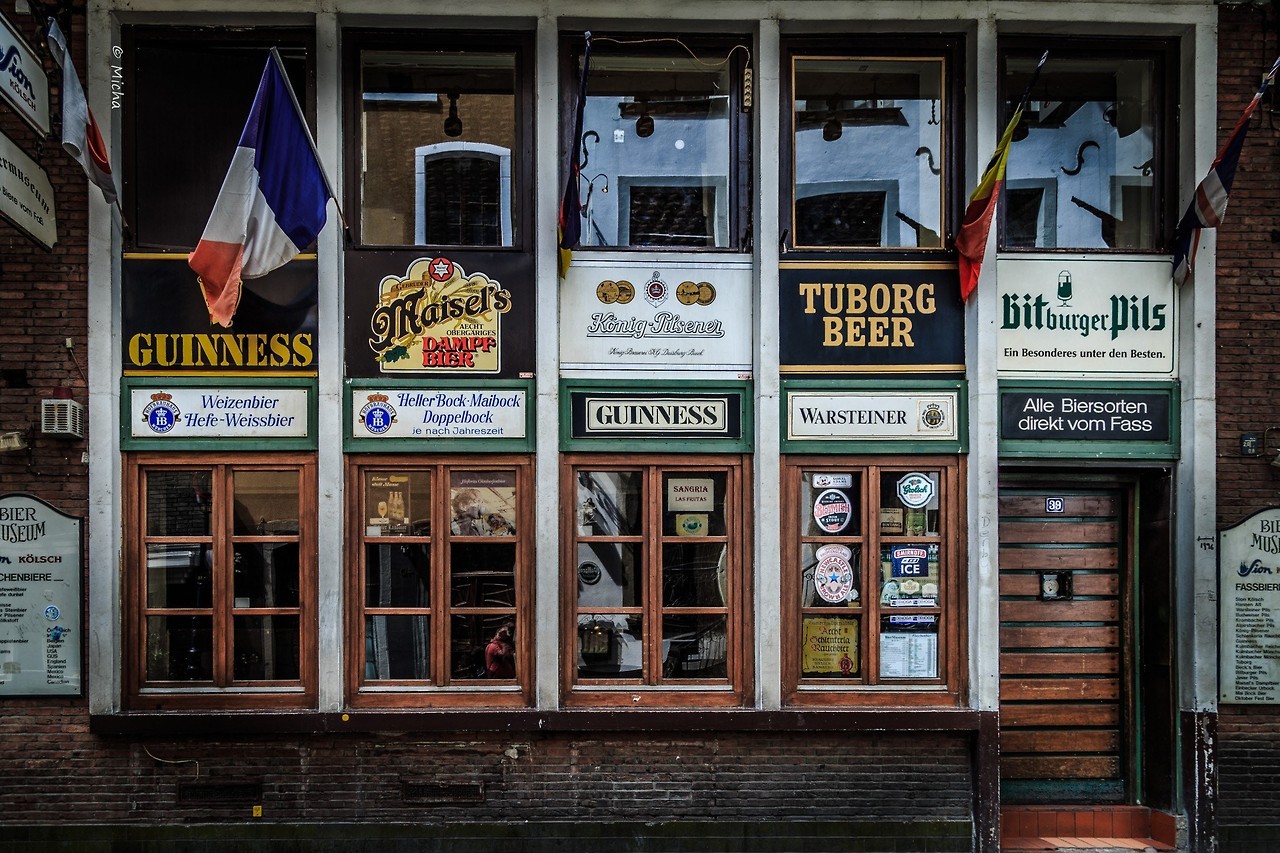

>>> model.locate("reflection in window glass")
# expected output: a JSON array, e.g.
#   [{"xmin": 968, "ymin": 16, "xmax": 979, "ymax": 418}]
[
  {"xmin": 233, "ymin": 615, "xmax": 301, "ymax": 681},
  {"xmin": 233, "ymin": 543, "xmax": 300, "ymax": 608},
  {"xmin": 662, "ymin": 614, "xmax": 727, "ymax": 679},
  {"xmin": 146, "ymin": 615, "xmax": 212, "ymax": 681},
  {"xmin": 360, "ymin": 50, "xmax": 516, "ymax": 246},
  {"xmin": 146, "ymin": 470, "xmax": 213, "ymax": 537},
  {"xmin": 232, "ymin": 470, "xmax": 299, "ymax": 535},
  {"xmin": 577, "ymin": 471, "xmax": 642, "ymax": 536},
  {"xmin": 1004, "ymin": 54, "xmax": 1157, "ymax": 249},
  {"xmin": 365, "ymin": 615, "xmax": 430, "ymax": 680},
  {"xmin": 576, "ymin": 52, "xmax": 734, "ymax": 248},
  {"xmin": 793, "ymin": 58, "xmax": 944, "ymax": 248},
  {"xmin": 577, "ymin": 613, "xmax": 644, "ymax": 679}
]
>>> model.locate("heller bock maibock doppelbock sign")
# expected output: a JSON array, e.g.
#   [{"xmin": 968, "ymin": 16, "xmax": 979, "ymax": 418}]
[
  {"xmin": 352, "ymin": 388, "xmax": 527, "ymax": 440},
  {"xmin": 996, "ymin": 257, "xmax": 1175, "ymax": 376}
]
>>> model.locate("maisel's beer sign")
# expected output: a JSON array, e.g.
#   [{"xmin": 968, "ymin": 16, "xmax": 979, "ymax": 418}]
[
  {"xmin": 779, "ymin": 262, "xmax": 964, "ymax": 373},
  {"xmin": 570, "ymin": 391, "xmax": 742, "ymax": 441}
]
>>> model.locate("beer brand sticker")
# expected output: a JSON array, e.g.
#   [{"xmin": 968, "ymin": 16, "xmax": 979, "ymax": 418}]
[
  {"xmin": 676, "ymin": 513, "xmax": 708, "ymax": 537},
  {"xmin": 891, "ymin": 545, "xmax": 929, "ymax": 578},
  {"xmin": 814, "ymin": 543, "xmax": 856, "ymax": 603},
  {"xmin": 369, "ymin": 256, "xmax": 513, "ymax": 374},
  {"xmin": 812, "ymin": 473, "xmax": 852, "ymax": 489},
  {"xmin": 813, "ymin": 488, "xmax": 852, "ymax": 533},
  {"xmin": 919, "ymin": 402, "xmax": 948, "ymax": 431},
  {"xmin": 358, "ymin": 393, "xmax": 397, "ymax": 435},
  {"xmin": 896, "ymin": 472, "xmax": 935, "ymax": 509},
  {"xmin": 644, "ymin": 271, "xmax": 668, "ymax": 307},
  {"xmin": 141, "ymin": 392, "xmax": 181, "ymax": 434}
]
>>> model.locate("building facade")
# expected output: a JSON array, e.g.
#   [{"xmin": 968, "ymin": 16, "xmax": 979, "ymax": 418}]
[{"xmin": 1, "ymin": 0, "xmax": 1277, "ymax": 850}]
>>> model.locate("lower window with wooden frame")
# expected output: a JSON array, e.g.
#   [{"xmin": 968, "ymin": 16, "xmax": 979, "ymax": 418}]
[
  {"xmin": 782, "ymin": 455, "xmax": 965, "ymax": 706},
  {"xmin": 124, "ymin": 453, "xmax": 317, "ymax": 710},
  {"xmin": 346, "ymin": 455, "xmax": 531, "ymax": 708},
  {"xmin": 562, "ymin": 454, "xmax": 751, "ymax": 707}
]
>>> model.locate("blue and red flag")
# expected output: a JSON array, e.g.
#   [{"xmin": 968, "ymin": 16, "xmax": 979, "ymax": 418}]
[
  {"xmin": 558, "ymin": 32, "xmax": 592, "ymax": 278},
  {"xmin": 1172, "ymin": 56, "xmax": 1280, "ymax": 287}
]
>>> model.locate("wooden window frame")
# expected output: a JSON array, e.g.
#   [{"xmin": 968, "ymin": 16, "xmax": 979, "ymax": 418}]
[
  {"xmin": 123, "ymin": 453, "xmax": 317, "ymax": 711},
  {"xmin": 780, "ymin": 36, "xmax": 965, "ymax": 255},
  {"xmin": 781, "ymin": 454, "xmax": 966, "ymax": 707},
  {"xmin": 560, "ymin": 453, "xmax": 753, "ymax": 708},
  {"xmin": 345, "ymin": 455, "xmax": 533, "ymax": 709}
]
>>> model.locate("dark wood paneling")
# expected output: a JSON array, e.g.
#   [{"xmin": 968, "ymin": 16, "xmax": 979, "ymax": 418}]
[
  {"xmin": 998, "ymin": 548, "xmax": 1119, "ymax": 570},
  {"xmin": 1001, "ymin": 729, "xmax": 1119, "ymax": 754},
  {"xmin": 1001, "ymin": 756, "xmax": 1120, "ymax": 779},
  {"xmin": 999, "ymin": 600, "xmax": 1119, "ymax": 623},
  {"xmin": 1000, "ymin": 626, "xmax": 1119, "ymax": 649},
  {"xmin": 998, "ymin": 520, "xmax": 1119, "ymax": 544},
  {"xmin": 1001, "ymin": 703, "xmax": 1119, "ymax": 727},
  {"xmin": 998, "ymin": 495, "xmax": 1119, "ymax": 516},
  {"xmin": 1000, "ymin": 677, "xmax": 1119, "ymax": 701},
  {"xmin": 1000, "ymin": 652, "xmax": 1120, "ymax": 675},
  {"xmin": 999, "ymin": 573, "xmax": 1119, "ymax": 597}
]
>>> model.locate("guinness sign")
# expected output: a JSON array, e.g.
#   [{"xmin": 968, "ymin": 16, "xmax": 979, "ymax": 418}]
[{"xmin": 569, "ymin": 391, "xmax": 743, "ymax": 441}]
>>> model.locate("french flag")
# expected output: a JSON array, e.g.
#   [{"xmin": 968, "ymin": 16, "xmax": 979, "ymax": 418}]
[{"xmin": 189, "ymin": 53, "xmax": 332, "ymax": 327}]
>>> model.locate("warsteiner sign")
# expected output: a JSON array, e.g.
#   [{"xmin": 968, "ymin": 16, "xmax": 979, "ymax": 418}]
[{"xmin": 779, "ymin": 262, "xmax": 964, "ymax": 373}]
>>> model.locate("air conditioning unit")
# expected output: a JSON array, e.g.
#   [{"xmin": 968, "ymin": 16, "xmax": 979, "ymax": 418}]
[{"xmin": 41, "ymin": 398, "xmax": 85, "ymax": 438}]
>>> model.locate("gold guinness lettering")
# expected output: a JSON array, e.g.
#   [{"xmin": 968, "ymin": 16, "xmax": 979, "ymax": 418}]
[{"xmin": 127, "ymin": 334, "xmax": 315, "ymax": 369}]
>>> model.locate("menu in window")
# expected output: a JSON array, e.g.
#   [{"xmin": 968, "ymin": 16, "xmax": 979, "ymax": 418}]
[{"xmin": 879, "ymin": 614, "xmax": 938, "ymax": 679}]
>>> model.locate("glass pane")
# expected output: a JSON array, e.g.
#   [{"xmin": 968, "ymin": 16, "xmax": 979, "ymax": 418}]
[
  {"xmin": 801, "ymin": 614, "xmax": 860, "ymax": 678},
  {"xmin": 360, "ymin": 50, "xmax": 517, "ymax": 246},
  {"xmin": 365, "ymin": 542, "xmax": 430, "ymax": 608},
  {"xmin": 145, "ymin": 543, "xmax": 213, "ymax": 608},
  {"xmin": 793, "ymin": 58, "xmax": 944, "ymax": 248},
  {"xmin": 232, "ymin": 470, "xmax": 299, "ymax": 535},
  {"xmin": 576, "ymin": 613, "xmax": 643, "ymax": 679},
  {"xmin": 879, "ymin": 613, "xmax": 939, "ymax": 679},
  {"xmin": 233, "ymin": 615, "xmax": 300, "ymax": 681},
  {"xmin": 880, "ymin": 543, "xmax": 941, "ymax": 607},
  {"xmin": 365, "ymin": 470, "xmax": 431, "ymax": 536},
  {"xmin": 576, "ymin": 542, "xmax": 642, "ymax": 608},
  {"xmin": 801, "ymin": 542, "xmax": 862, "ymax": 608},
  {"xmin": 365, "ymin": 614, "xmax": 431, "ymax": 680},
  {"xmin": 879, "ymin": 471, "xmax": 940, "ymax": 537},
  {"xmin": 1004, "ymin": 54, "xmax": 1157, "ymax": 249},
  {"xmin": 577, "ymin": 470, "xmax": 642, "ymax": 536},
  {"xmin": 450, "ymin": 471, "xmax": 517, "ymax": 537},
  {"xmin": 146, "ymin": 615, "xmax": 212, "ymax": 681},
  {"xmin": 801, "ymin": 471, "xmax": 861, "ymax": 537},
  {"xmin": 451, "ymin": 615, "xmax": 517, "ymax": 680},
  {"xmin": 232, "ymin": 543, "xmax": 300, "ymax": 608},
  {"xmin": 577, "ymin": 51, "xmax": 734, "ymax": 248},
  {"xmin": 662, "ymin": 471, "xmax": 727, "ymax": 536},
  {"xmin": 661, "ymin": 614, "xmax": 727, "ymax": 679},
  {"xmin": 145, "ymin": 470, "xmax": 212, "ymax": 537},
  {"xmin": 662, "ymin": 543, "xmax": 728, "ymax": 607},
  {"xmin": 450, "ymin": 542, "xmax": 516, "ymax": 607}
]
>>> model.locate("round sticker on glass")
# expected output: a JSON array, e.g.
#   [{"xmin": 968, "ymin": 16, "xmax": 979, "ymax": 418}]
[
  {"xmin": 813, "ymin": 488, "xmax": 852, "ymax": 533},
  {"xmin": 814, "ymin": 543, "xmax": 856, "ymax": 603},
  {"xmin": 896, "ymin": 472, "xmax": 935, "ymax": 509}
]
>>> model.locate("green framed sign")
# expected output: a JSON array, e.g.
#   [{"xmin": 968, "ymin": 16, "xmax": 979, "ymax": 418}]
[
  {"xmin": 998, "ymin": 380, "xmax": 1180, "ymax": 460},
  {"xmin": 346, "ymin": 379, "xmax": 534, "ymax": 453},
  {"xmin": 560, "ymin": 379, "xmax": 753, "ymax": 453},
  {"xmin": 780, "ymin": 379, "xmax": 968, "ymax": 454},
  {"xmin": 121, "ymin": 376, "xmax": 317, "ymax": 451}
]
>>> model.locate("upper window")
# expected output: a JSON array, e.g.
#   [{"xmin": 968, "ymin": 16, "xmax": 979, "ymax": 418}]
[
  {"xmin": 125, "ymin": 456, "xmax": 316, "ymax": 710},
  {"xmin": 352, "ymin": 36, "xmax": 526, "ymax": 248},
  {"xmin": 1000, "ymin": 40, "xmax": 1176, "ymax": 251},
  {"xmin": 784, "ymin": 40, "xmax": 961, "ymax": 251},
  {"xmin": 565, "ymin": 36, "xmax": 751, "ymax": 251}
]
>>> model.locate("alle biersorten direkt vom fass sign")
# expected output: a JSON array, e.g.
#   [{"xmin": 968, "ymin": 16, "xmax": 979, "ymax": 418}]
[
  {"xmin": 0, "ymin": 494, "xmax": 81, "ymax": 696},
  {"xmin": 1220, "ymin": 508, "xmax": 1280, "ymax": 704},
  {"xmin": 996, "ymin": 257, "xmax": 1175, "ymax": 376}
]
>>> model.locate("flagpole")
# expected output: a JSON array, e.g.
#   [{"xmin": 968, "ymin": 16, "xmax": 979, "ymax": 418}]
[{"xmin": 268, "ymin": 47, "xmax": 348, "ymax": 234}]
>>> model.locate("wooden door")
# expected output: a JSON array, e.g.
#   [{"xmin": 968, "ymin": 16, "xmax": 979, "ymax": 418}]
[{"xmin": 998, "ymin": 488, "xmax": 1129, "ymax": 803}]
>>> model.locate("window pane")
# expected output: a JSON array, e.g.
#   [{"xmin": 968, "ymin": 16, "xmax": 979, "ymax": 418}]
[
  {"xmin": 1005, "ymin": 55, "xmax": 1157, "ymax": 249},
  {"xmin": 662, "ymin": 543, "xmax": 728, "ymax": 607},
  {"xmin": 450, "ymin": 471, "xmax": 517, "ymax": 537},
  {"xmin": 365, "ymin": 470, "xmax": 431, "ymax": 536},
  {"xmin": 365, "ymin": 614, "xmax": 431, "ymax": 680},
  {"xmin": 576, "ymin": 542, "xmax": 642, "ymax": 608},
  {"xmin": 146, "ymin": 615, "xmax": 212, "ymax": 681},
  {"xmin": 801, "ymin": 614, "xmax": 860, "ymax": 678},
  {"xmin": 879, "ymin": 613, "xmax": 938, "ymax": 679},
  {"xmin": 577, "ymin": 614, "xmax": 643, "ymax": 679},
  {"xmin": 232, "ymin": 470, "xmax": 299, "ymax": 535},
  {"xmin": 578, "ymin": 52, "xmax": 732, "ymax": 248},
  {"xmin": 577, "ymin": 470, "xmax": 642, "ymax": 536},
  {"xmin": 450, "ymin": 542, "xmax": 516, "ymax": 607},
  {"xmin": 146, "ymin": 470, "xmax": 213, "ymax": 537},
  {"xmin": 662, "ymin": 471, "xmax": 727, "ymax": 535},
  {"xmin": 233, "ymin": 543, "xmax": 300, "ymax": 608},
  {"xmin": 233, "ymin": 615, "xmax": 300, "ymax": 681},
  {"xmin": 451, "ymin": 615, "xmax": 517, "ymax": 680},
  {"xmin": 801, "ymin": 471, "xmax": 861, "ymax": 537},
  {"xmin": 662, "ymin": 614, "xmax": 727, "ymax": 679},
  {"xmin": 801, "ymin": 542, "xmax": 862, "ymax": 608},
  {"xmin": 360, "ymin": 50, "xmax": 516, "ymax": 246},
  {"xmin": 879, "ymin": 471, "xmax": 940, "ymax": 537},
  {"xmin": 879, "ymin": 543, "xmax": 941, "ymax": 607},
  {"xmin": 793, "ymin": 58, "xmax": 944, "ymax": 248},
  {"xmin": 365, "ymin": 542, "xmax": 430, "ymax": 608},
  {"xmin": 146, "ymin": 544, "xmax": 212, "ymax": 608}
]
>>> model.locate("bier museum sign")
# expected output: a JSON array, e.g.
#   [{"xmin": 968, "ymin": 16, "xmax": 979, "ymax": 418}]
[
  {"xmin": 1220, "ymin": 508, "xmax": 1280, "ymax": 704},
  {"xmin": 560, "ymin": 259, "xmax": 751, "ymax": 373},
  {"xmin": 0, "ymin": 495, "xmax": 81, "ymax": 696},
  {"xmin": 996, "ymin": 257, "xmax": 1175, "ymax": 376}
]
